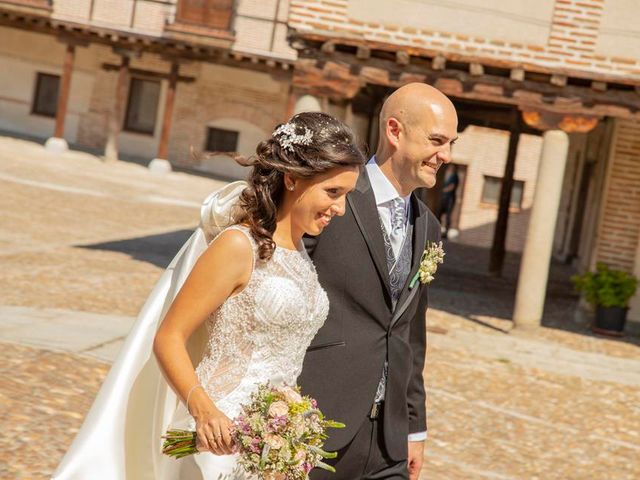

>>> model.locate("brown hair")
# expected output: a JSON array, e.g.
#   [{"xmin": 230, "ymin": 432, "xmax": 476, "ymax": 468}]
[{"xmin": 236, "ymin": 112, "xmax": 365, "ymax": 261}]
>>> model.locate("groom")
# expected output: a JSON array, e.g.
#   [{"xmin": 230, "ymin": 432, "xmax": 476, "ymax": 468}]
[{"xmin": 300, "ymin": 83, "xmax": 458, "ymax": 479}]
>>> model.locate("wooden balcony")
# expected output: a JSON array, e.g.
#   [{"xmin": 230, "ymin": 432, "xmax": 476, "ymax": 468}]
[
  {"xmin": 0, "ymin": 0, "xmax": 51, "ymax": 16},
  {"xmin": 165, "ymin": 0, "xmax": 235, "ymax": 48}
]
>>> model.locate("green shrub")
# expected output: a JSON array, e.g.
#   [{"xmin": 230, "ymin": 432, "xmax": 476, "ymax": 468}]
[{"xmin": 571, "ymin": 263, "xmax": 638, "ymax": 308}]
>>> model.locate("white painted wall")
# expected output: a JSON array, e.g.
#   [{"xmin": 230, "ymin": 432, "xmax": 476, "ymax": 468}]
[
  {"xmin": 348, "ymin": 0, "xmax": 556, "ymax": 46},
  {"xmin": 597, "ymin": 0, "xmax": 640, "ymax": 60},
  {"xmin": 0, "ymin": 49, "xmax": 94, "ymax": 144},
  {"xmin": 199, "ymin": 118, "xmax": 267, "ymax": 179}
]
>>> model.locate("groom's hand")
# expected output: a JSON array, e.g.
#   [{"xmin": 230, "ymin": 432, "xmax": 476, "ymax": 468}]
[{"xmin": 407, "ymin": 440, "xmax": 425, "ymax": 480}]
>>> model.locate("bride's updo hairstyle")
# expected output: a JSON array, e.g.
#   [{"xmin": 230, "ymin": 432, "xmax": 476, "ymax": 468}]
[{"xmin": 237, "ymin": 112, "xmax": 365, "ymax": 261}]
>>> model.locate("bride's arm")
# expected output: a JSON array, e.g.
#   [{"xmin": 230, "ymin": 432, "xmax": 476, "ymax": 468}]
[{"xmin": 153, "ymin": 229, "xmax": 253, "ymax": 455}]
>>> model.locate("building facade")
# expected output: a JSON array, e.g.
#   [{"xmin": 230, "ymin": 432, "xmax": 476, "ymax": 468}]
[
  {"xmin": 1, "ymin": 0, "xmax": 640, "ymax": 328},
  {"xmin": 285, "ymin": 0, "xmax": 640, "ymax": 328},
  {"xmin": 0, "ymin": 0, "xmax": 295, "ymax": 178}
]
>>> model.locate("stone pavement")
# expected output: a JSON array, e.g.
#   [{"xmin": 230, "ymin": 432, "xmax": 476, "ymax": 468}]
[{"xmin": 1, "ymin": 136, "xmax": 640, "ymax": 479}]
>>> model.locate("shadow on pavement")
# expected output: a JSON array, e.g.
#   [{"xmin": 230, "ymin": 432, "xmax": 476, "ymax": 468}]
[
  {"xmin": 432, "ymin": 241, "xmax": 640, "ymax": 345},
  {"xmin": 78, "ymin": 229, "xmax": 193, "ymax": 268}
]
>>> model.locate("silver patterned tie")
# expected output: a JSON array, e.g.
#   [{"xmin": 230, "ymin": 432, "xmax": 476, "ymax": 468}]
[{"xmin": 389, "ymin": 197, "xmax": 406, "ymax": 258}]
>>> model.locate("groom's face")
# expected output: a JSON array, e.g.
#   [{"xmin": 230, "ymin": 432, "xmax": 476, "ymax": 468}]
[{"xmin": 395, "ymin": 103, "xmax": 458, "ymax": 190}]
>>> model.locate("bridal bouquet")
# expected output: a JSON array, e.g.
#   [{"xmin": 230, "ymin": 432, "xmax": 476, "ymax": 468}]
[{"xmin": 162, "ymin": 383, "xmax": 345, "ymax": 479}]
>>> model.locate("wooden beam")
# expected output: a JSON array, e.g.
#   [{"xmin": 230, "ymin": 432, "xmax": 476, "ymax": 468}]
[
  {"xmin": 101, "ymin": 63, "xmax": 195, "ymax": 82},
  {"xmin": 591, "ymin": 81, "xmax": 607, "ymax": 92},
  {"xmin": 53, "ymin": 43, "xmax": 75, "ymax": 138},
  {"xmin": 104, "ymin": 55, "xmax": 130, "ymax": 162},
  {"xmin": 295, "ymin": 53, "xmax": 640, "ymax": 117},
  {"xmin": 156, "ymin": 63, "xmax": 179, "ymax": 161},
  {"xmin": 489, "ymin": 125, "xmax": 521, "ymax": 276}
]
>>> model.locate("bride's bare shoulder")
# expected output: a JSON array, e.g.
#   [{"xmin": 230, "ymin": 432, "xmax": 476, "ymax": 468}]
[{"xmin": 205, "ymin": 228, "xmax": 253, "ymax": 260}]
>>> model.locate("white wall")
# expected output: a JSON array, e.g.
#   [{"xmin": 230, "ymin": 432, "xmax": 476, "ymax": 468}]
[
  {"xmin": 199, "ymin": 118, "xmax": 267, "ymax": 179},
  {"xmin": 348, "ymin": 0, "xmax": 556, "ymax": 46},
  {"xmin": 0, "ymin": 30, "xmax": 95, "ymax": 144}
]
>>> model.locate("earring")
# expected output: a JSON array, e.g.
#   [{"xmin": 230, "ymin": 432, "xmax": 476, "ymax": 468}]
[{"xmin": 287, "ymin": 184, "xmax": 294, "ymax": 191}]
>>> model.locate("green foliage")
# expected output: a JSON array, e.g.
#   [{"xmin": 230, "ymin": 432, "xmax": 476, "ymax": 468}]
[{"xmin": 571, "ymin": 263, "xmax": 638, "ymax": 308}]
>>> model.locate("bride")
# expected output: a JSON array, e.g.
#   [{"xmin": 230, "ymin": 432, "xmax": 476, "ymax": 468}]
[{"xmin": 53, "ymin": 112, "xmax": 364, "ymax": 479}]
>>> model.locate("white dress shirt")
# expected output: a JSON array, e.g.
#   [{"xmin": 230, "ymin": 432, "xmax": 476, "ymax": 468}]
[
  {"xmin": 366, "ymin": 157, "xmax": 427, "ymax": 442},
  {"xmin": 366, "ymin": 157, "xmax": 411, "ymax": 258}
]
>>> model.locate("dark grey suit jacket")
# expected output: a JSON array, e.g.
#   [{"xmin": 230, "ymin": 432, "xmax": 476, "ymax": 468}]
[{"xmin": 299, "ymin": 170, "xmax": 440, "ymax": 461}]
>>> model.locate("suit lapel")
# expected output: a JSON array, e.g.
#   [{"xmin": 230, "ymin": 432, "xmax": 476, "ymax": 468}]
[
  {"xmin": 390, "ymin": 194, "xmax": 428, "ymax": 328},
  {"xmin": 347, "ymin": 170, "xmax": 392, "ymax": 303}
]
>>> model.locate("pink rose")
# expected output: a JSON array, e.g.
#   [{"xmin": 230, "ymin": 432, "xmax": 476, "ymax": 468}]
[
  {"xmin": 281, "ymin": 386, "xmax": 303, "ymax": 404},
  {"xmin": 294, "ymin": 449, "xmax": 306, "ymax": 465},
  {"xmin": 264, "ymin": 433, "xmax": 286, "ymax": 450},
  {"xmin": 268, "ymin": 400, "xmax": 289, "ymax": 418}
]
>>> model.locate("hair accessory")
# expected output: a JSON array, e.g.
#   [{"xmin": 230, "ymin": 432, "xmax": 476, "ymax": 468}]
[{"xmin": 273, "ymin": 122, "xmax": 313, "ymax": 152}]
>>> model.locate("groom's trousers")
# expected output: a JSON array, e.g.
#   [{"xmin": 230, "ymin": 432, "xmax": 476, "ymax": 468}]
[{"xmin": 310, "ymin": 406, "xmax": 409, "ymax": 480}]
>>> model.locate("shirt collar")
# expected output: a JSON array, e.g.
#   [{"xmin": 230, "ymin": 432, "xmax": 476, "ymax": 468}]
[{"xmin": 366, "ymin": 156, "xmax": 411, "ymax": 206}]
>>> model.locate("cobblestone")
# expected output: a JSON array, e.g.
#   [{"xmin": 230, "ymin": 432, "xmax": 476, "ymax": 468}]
[{"xmin": 1, "ymin": 136, "xmax": 639, "ymax": 479}]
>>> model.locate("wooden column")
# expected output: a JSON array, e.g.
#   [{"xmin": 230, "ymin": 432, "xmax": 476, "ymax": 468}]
[
  {"xmin": 156, "ymin": 62, "xmax": 179, "ymax": 161},
  {"xmin": 53, "ymin": 44, "xmax": 76, "ymax": 139},
  {"xmin": 104, "ymin": 56, "xmax": 130, "ymax": 162},
  {"xmin": 489, "ymin": 127, "xmax": 521, "ymax": 276}
]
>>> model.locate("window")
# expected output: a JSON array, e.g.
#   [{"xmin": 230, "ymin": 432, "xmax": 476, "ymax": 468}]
[
  {"xmin": 175, "ymin": 0, "xmax": 234, "ymax": 30},
  {"xmin": 32, "ymin": 73, "xmax": 60, "ymax": 117},
  {"xmin": 481, "ymin": 175, "xmax": 524, "ymax": 209},
  {"xmin": 205, "ymin": 127, "xmax": 239, "ymax": 152},
  {"xmin": 124, "ymin": 78, "xmax": 161, "ymax": 134}
]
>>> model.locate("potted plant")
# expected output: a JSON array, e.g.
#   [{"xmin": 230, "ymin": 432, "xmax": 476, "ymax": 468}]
[{"xmin": 571, "ymin": 263, "xmax": 638, "ymax": 336}]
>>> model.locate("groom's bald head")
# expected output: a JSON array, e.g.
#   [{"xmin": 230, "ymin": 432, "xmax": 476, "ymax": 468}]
[{"xmin": 375, "ymin": 83, "xmax": 458, "ymax": 194}]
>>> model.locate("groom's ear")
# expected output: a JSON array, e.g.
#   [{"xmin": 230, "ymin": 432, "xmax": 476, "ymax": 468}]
[{"xmin": 385, "ymin": 117, "xmax": 402, "ymax": 148}]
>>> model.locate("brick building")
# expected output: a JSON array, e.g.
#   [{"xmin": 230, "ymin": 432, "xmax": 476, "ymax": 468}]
[
  {"xmin": 286, "ymin": 0, "xmax": 640, "ymax": 329},
  {"xmin": 1, "ymin": 0, "xmax": 640, "ymax": 330},
  {"xmin": 0, "ymin": 0, "xmax": 295, "ymax": 178}
]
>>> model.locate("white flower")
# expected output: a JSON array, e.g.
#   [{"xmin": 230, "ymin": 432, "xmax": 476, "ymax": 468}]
[
  {"xmin": 281, "ymin": 386, "xmax": 303, "ymax": 404},
  {"xmin": 272, "ymin": 122, "xmax": 313, "ymax": 152},
  {"xmin": 411, "ymin": 241, "xmax": 445, "ymax": 287},
  {"xmin": 268, "ymin": 401, "xmax": 289, "ymax": 418},
  {"xmin": 264, "ymin": 433, "xmax": 286, "ymax": 450}
]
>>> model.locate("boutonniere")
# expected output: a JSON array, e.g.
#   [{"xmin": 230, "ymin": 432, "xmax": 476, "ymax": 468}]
[{"xmin": 409, "ymin": 241, "xmax": 445, "ymax": 289}]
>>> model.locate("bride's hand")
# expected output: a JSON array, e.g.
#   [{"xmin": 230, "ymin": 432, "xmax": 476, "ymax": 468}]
[{"xmin": 189, "ymin": 389, "xmax": 235, "ymax": 455}]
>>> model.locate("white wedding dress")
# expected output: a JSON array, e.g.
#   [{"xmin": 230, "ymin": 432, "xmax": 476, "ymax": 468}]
[{"xmin": 53, "ymin": 182, "xmax": 329, "ymax": 480}]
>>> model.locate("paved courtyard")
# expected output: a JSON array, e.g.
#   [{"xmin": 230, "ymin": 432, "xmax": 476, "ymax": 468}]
[{"xmin": 1, "ymin": 136, "xmax": 639, "ymax": 479}]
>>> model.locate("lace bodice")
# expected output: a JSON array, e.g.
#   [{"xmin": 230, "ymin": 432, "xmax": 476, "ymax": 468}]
[{"xmin": 194, "ymin": 225, "xmax": 329, "ymax": 419}]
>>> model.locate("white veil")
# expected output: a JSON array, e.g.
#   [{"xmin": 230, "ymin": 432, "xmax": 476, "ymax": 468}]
[{"xmin": 52, "ymin": 181, "xmax": 248, "ymax": 480}]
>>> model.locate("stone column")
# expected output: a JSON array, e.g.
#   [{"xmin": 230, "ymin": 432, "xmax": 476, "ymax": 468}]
[
  {"xmin": 149, "ymin": 62, "xmax": 179, "ymax": 175},
  {"xmin": 104, "ymin": 55, "xmax": 130, "ymax": 162},
  {"xmin": 45, "ymin": 44, "xmax": 76, "ymax": 153},
  {"xmin": 293, "ymin": 94, "xmax": 322, "ymax": 114},
  {"xmin": 513, "ymin": 130, "xmax": 570, "ymax": 329},
  {"xmin": 344, "ymin": 102, "xmax": 370, "ymax": 148}
]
